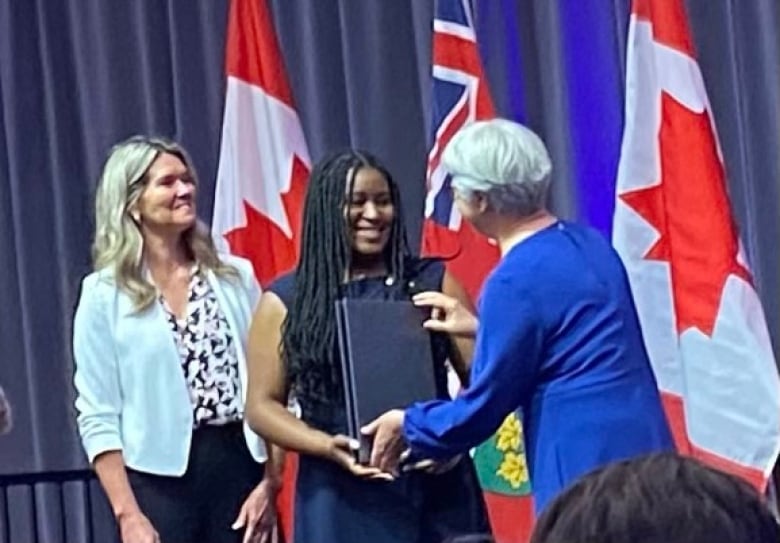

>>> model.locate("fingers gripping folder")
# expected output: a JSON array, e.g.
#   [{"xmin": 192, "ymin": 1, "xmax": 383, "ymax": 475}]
[{"xmin": 335, "ymin": 298, "xmax": 438, "ymax": 464}]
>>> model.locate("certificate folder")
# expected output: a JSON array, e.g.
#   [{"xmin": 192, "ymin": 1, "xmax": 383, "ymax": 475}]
[{"xmin": 335, "ymin": 298, "xmax": 438, "ymax": 463}]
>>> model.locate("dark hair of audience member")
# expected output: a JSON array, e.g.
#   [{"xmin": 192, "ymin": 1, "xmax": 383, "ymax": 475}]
[{"xmin": 530, "ymin": 453, "xmax": 780, "ymax": 543}]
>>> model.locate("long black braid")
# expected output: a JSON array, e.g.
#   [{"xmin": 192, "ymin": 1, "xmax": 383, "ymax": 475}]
[{"xmin": 282, "ymin": 150, "xmax": 411, "ymax": 408}]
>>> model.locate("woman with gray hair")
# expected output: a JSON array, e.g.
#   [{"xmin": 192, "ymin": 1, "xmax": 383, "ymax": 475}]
[
  {"xmin": 72, "ymin": 137, "xmax": 280, "ymax": 543},
  {"xmin": 364, "ymin": 119, "xmax": 674, "ymax": 515}
]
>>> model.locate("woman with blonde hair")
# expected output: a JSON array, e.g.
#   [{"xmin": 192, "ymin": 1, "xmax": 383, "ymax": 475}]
[{"xmin": 73, "ymin": 136, "xmax": 280, "ymax": 543}]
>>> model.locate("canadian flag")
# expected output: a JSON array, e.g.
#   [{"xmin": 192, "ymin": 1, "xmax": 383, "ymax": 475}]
[
  {"xmin": 212, "ymin": 0, "xmax": 309, "ymax": 539},
  {"xmin": 613, "ymin": 0, "xmax": 780, "ymax": 490},
  {"xmin": 212, "ymin": 0, "xmax": 309, "ymax": 287}
]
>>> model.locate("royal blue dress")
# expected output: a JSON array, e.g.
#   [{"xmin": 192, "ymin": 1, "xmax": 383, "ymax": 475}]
[
  {"xmin": 270, "ymin": 259, "xmax": 490, "ymax": 543},
  {"xmin": 404, "ymin": 222, "xmax": 674, "ymax": 514}
]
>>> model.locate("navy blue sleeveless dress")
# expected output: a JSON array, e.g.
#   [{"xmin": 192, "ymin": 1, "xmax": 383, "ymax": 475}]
[{"xmin": 269, "ymin": 259, "xmax": 490, "ymax": 543}]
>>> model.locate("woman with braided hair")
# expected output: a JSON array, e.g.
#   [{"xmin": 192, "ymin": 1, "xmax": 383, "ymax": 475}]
[{"xmin": 244, "ymin": 150, "xmax": 490, "ymax": 543}]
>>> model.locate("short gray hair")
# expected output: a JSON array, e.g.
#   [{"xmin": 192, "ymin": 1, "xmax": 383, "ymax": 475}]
[{"xmin": 441, "ymin": 119, "xmax": 552, "ymax": 216}]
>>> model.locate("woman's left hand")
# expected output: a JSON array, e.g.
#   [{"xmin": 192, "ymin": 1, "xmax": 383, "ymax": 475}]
[{"xmin": 232, "ymin": 479, "xmax": 278, "ymax": 543}]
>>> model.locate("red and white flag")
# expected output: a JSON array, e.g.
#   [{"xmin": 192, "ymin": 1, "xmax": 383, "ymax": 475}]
[
  {"xmin": 212, "ymin": 0, "xmax": 309, "ymax": 287},
  {"xmin": 613, "ymin": 0, "xmax": 780, "ymax": 490},
  {"xmin": 421, "ymin": 0, "xmax": 500, "ymax": 303},
  {"xmin": 212, "ymin": 0, "xmax": 310, "ymax": 539}
]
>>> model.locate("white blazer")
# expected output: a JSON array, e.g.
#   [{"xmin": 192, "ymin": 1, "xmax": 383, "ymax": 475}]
[{"xmin": 73, "ymin": 254, "xmax": 266, "ymax": 476}]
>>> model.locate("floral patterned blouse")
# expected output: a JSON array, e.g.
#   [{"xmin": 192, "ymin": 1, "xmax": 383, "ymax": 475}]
[{"xmin": 159, "ymin": 267, "xmax": 242, "ymax": 428}]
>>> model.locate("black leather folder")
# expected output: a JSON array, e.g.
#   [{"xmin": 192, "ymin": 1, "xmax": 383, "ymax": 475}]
[{"xmin": 335, "ymin": 298, "xmax": 438, "ymax": 463}]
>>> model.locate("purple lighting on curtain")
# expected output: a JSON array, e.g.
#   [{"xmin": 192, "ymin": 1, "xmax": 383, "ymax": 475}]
[
  {"xmin": 476, "ymin": 0, "xmax": 528, "ymax": 123},
  {"xmin": 476, "ymin": 0, "xmax": 626, "ymax": 238},
  {"xmin": 557, "ymin": 1, "xmax": 625, "ymax": 237}
]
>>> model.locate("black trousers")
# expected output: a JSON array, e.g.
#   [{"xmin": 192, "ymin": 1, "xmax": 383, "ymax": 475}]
[{"xmin": 127, "ymin": 422, "xmax": 264, "ymax": 543}]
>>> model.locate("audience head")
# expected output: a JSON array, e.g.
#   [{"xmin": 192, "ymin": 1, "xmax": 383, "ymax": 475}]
[{"xmin": 530, "ymin": 453, "xmax": 780, "ymax": 543}]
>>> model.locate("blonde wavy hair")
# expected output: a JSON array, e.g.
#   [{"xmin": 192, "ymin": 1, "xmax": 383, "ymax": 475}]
[{"xmin": 92, "ymin": 135, "xmax": 237, "ymax": 311}]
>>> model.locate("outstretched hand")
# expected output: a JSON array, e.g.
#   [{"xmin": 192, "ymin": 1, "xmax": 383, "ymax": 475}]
[
  {"xmin": 325, "ymin": 434, "xmax": 395, "ymax": 481},
  {"xmin": 361, "ymin": 409, "xmax": 406, "ymax": 475},
  {"xmin": 412, "ymin": 291, "xmax": 478, "ymax": 337}
]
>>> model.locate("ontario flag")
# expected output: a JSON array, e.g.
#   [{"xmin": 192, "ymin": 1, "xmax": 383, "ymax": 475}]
[
  {"xmin": 211, "ymin": 0, "xmax": 309, "ymax": 539},
  {"xmin": 613, "ymin": 0, "xmax": 780, "ymax": 491},
  {"xmin": 421, "ymin": 1, "xmax": 533, "ymax": 542}
]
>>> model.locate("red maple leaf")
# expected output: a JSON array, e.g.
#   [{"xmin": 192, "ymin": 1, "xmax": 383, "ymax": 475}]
[
  {"xmin": 619, "ymin": 92, "xmax": 751, "ymax": 336},
  {"xmin": 224, "ymin": 155, "xmax": 309, "ymax": 287}
]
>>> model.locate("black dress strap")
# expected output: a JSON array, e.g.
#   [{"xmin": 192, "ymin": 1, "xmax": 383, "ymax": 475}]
[{"xmin": 267, "ymin": 272, "xmax": 296, "ymax": 308}]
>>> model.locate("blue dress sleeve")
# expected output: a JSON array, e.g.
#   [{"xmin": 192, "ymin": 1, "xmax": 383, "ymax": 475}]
[{"xmin": 403, "ymin": 269, "xmax": 543, "ymax": 458}]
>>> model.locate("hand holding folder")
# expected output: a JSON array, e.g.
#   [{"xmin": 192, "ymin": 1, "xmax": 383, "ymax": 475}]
[{"xmin": 335, "ymin": 298, "xmax": 438, "ymax": 464}]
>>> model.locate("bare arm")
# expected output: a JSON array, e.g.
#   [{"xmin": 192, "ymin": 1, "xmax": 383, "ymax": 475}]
[
  {"xmin": 263, "ymin": 443, "xmax": 286, "ymax": 489},
  {"xmin": 73, "ymin": 280, "xmax": 157, "ymax": 542},
  {"xmin": 94, "ymin": 451, "xmax": 142, "ymax": 518},
  {"xmin": 245, "ymin": 292, "xmax": 391, "ymax": 480},
  {"xmin": 441, "ymin": 271, "xmax": 477, "ymax": 386},
  {"xmin": 94, "ymin": 451, "xmax": 158, "ymax": 542},
  {"xmin": 245, "ymin": 292, "xmax": 340, "ymax": 455},
  {"xmin": 240, "ymin": 260, "xmax": 286, "ymax": 486}
]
